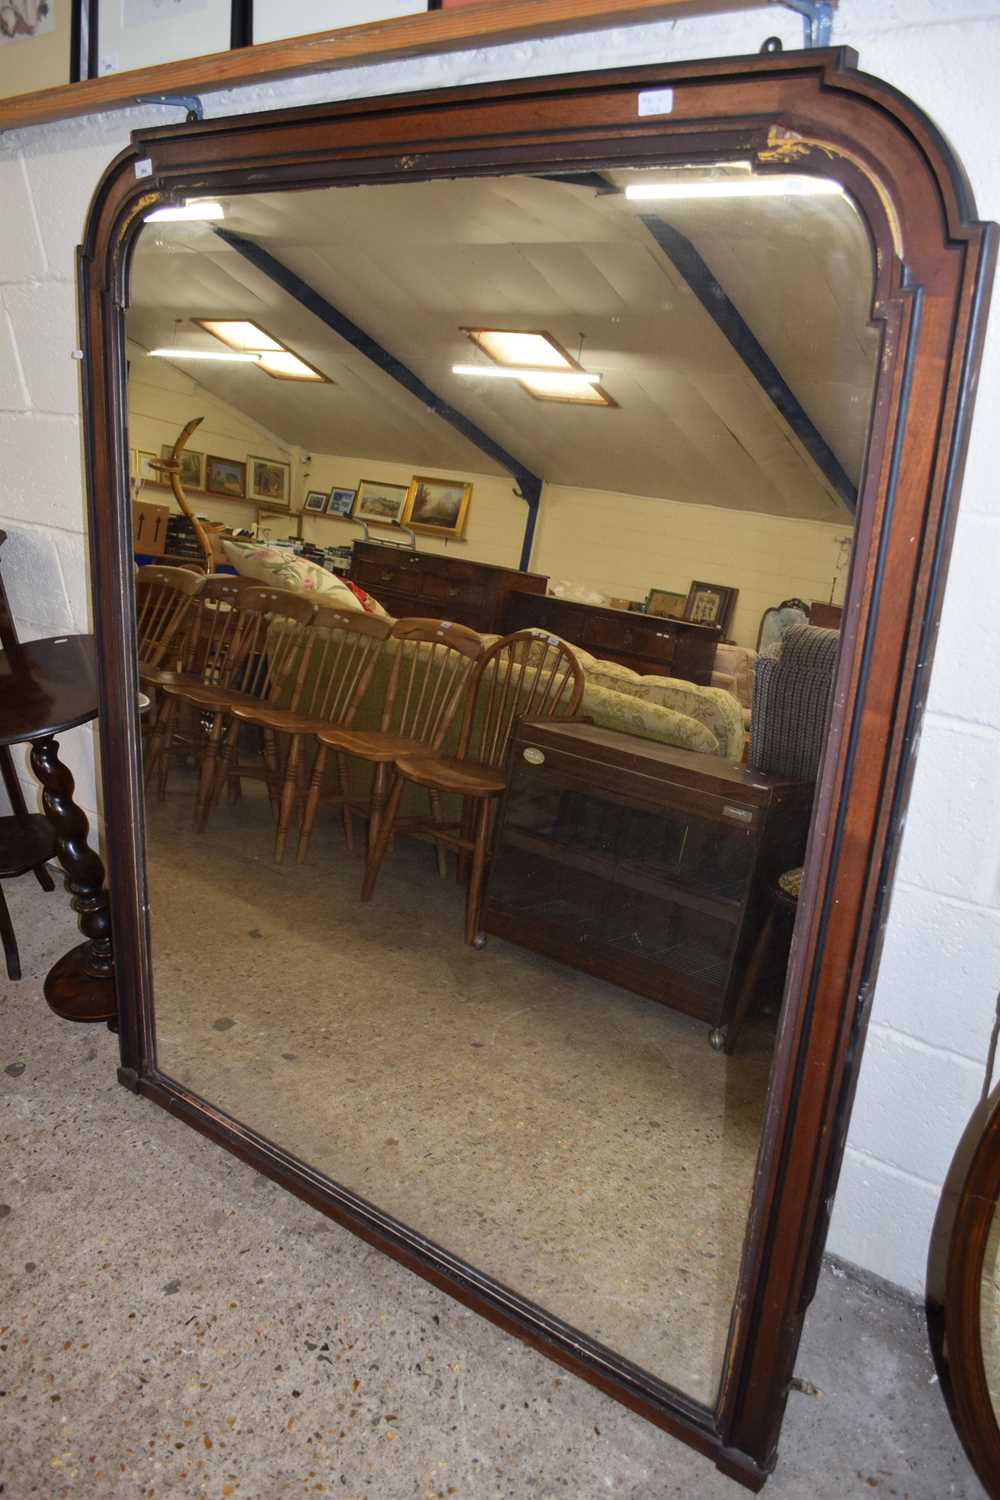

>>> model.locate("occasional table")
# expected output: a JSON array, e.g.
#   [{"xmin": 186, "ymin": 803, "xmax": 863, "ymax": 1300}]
[{"xmin": 0, "ymin": 634, "xmax": 116, "ymax": 1024}]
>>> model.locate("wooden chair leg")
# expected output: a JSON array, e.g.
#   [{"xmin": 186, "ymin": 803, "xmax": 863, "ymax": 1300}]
[
  {"xmin": 297, "ymin": 743, "xmax": 328, "ymax": 864},
  {"xmin": 361, "ymin": 771, "xmax": 406, "ymax": 902},
  {"xmin": 456, "ymin": 795, "xmax": 474, "ymax": 885},
  {"xmin": 465, "ymin": 797, "xmax": 493, "ymax": 946},
  {"xmin": 32, "ymin": 862, "xmax": 55, "ymax": 893},
  {"xmin": 367, "ymin": 762, "xmax": 390, "ymax": 862},
  {"xmin": 428, "ymin": 790, "xmax": 448, "ymax": 878},
  {"xmin": 337, "ymin": 753, "xmax": 354, "ymax": 853},
  {"xmin": 144, "ymin": 693, "xmax": 173, "ymax": 793},
  {"xmin": 261, "ymin": 727, "xmax": 281, "ymax": 814},
  {"xmin": 195, "ymin": 712, "xmax": 225, "ymax": 832},
  {"xmin": 274, "ymin": 734, "xmax": 302, "ymax": 863},
  {"xmin": 0, "ymin": 884, "xmax": 21, "ymax": 981},
  {"xmin": 725, "ymin": 904, "xmax": 779, "ymax": 1055}
]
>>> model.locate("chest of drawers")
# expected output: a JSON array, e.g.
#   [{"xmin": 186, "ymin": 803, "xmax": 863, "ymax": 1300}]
[
  {"xmin": 350, "ymin": 542, "xmax": 547, "ymax": 634},
  {"xmin": 502, "ymin": 591, "xmax": 720, "ymax": 685}
]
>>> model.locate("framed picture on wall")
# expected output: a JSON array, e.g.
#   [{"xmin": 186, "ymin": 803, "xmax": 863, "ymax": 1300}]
[
  {"xmin": 353, "ymin": 479, "xmax": 408, "ymax": 525},
  {"xmin": 205, "ymin": 455, "xmax": 246, "ymax": 499},
  {"xmin": 133, "ymin": 450, "xmax": 161, "ymax": 485},
  {"xmin": 0, "ymin": 0, "xmax": 77, "ymax": 100},
  {"xmin": 303, "ymin": 490, "xmax": 328, "ymax": 514},
  {"xmin": 248, "ymin": 456, "xmax": 291, "ymax": 509},
  {"xmin": 645, "ymin": 588, "xmax": 686, "ymax": 620},
  {"xmin": 683, "ymin": 580, "xmax": 738, "ymax": 637},
  {"xmin": 252, "ymin": 1, "xmax": 428, "ymax": 46},
  {"xmin": 95, "ymin": 0, "xmax": 231, "ymax": 78},
  {"xmin": 326, "ymin": 487, "xmax": 356, "ymax": 517},
  {"xmin": 403, "ymin": 475, "xmax": 472, "ymax": 540},
  {"xmin": 160, "ymin": 443, "xmax": 204, "ymax": 491}
]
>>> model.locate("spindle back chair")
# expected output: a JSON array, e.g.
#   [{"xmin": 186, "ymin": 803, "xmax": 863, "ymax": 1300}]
[{"xmin": 361, "ymin": 630, "xmax": 584, "ymax": 944}]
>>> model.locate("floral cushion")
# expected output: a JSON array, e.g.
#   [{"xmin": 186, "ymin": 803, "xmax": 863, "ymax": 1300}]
[
  {"xmin": 221, "ymin": 540, "xmax": 387, "ymax": 615},
  {"xmin": 580, "ymin": 682, "xmax": 721, "ymax": 756}
]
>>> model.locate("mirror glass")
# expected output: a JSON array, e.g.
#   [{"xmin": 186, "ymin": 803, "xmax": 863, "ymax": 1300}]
[{"xmin": 126, "ymin": 165, "xmax": 878, "ymax": 1405}]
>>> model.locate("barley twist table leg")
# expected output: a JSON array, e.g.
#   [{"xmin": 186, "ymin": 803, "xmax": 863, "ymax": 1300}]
[{"xmin": 29, "ymin": 733, "xmax": 117, "ymax": 1024}]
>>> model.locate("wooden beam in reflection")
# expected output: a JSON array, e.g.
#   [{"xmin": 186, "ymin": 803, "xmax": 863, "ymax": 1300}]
[{"xmin": 639, "ymin": 215, "xmax": 858, "ymax": 514}]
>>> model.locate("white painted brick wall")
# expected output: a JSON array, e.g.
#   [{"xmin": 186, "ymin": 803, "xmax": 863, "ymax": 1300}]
[{"xmin": 0, "ymin": 0, "xmax": 998, "ymax": 1295}]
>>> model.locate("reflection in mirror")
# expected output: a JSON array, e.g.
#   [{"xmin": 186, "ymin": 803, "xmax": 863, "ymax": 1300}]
[
  {"xmin": 982, "ymin": 1204, "xmax": 1000, "ymax": 1420},
  {"xmin": 126, "ymin": 165, "xmax": 878, "ymax": 1406}
]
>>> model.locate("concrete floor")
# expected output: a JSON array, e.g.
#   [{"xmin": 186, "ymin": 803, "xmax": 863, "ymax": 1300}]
[
  {"xmin": 1, "ymin": 876, "xmax": 986, "ymax": 1500},
  {"xmin": 146, "ymin": 772, "xmax": 774, "ymax": 1407}
]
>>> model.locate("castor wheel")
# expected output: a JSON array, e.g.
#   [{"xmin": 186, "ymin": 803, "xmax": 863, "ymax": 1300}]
[
  {"xmin": 708, "ymin": 1027, "xmax": 727, "ymax": 1052},
  {"xmin": 472, "ymin": 932, "xmax": 487, "ymax": 950}
]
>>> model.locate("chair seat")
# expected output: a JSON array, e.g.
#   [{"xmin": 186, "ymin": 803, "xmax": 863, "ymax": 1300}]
[
  {"xmin": 230, "ymin": 702, "xmax": 328, "ymax": 735},
  {"xmin": 160, "ymin": 678, "xmax": 266, "ymax": 714},
  {"xmin": 315, "ymin": 727, "xmax": 428, "ymax": 763},
  {"xmin": 396, "ymin": 753, "xmax": 505, "ymax": 799}
]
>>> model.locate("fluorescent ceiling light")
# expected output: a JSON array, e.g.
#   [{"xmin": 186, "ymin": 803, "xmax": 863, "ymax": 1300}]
[
  {"xmin": 452, "ymin": 364, "xmax": 600, "ymax": 385},
  {"xmin": 459, "ymin": 327, "xmax": 616, "ymax": 407},
  {"xmin": 195, "ymin": 319, "xmax": 283, "ymax": 352},
  {"xmin": 255, "ymin": 350, "xmax": 326, "ymax": 382},
  {"xmin": 625, "ymin": 176, "xmax": 843, "ymax": 201},
  {"xmin": 192, "ymin": 319, "xmax": 331, "ymax": 382},
  {"xmin": 145, "ymin": 200, "xmax": 225, "ymax": 222},
  {"xmin": 518, "ymin": 373, "xmax": 610, "ymax": 404},
  {"xmin": 149, "ymin": 348, "xmax": 261, "ymax": 363},
  {"xmin": 465, "ymin": 329, "xmax": 573, "ymax": 369}
]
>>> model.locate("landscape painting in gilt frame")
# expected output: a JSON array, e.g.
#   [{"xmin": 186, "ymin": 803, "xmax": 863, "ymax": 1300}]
[{"xmin": 404, "ymin": 475, "xmax": 472, "ymax": 540}]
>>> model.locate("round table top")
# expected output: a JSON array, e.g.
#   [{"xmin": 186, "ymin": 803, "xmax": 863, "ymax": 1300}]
[{"xmin": 0, "ymin": 634, "xmax": 99, "ymax": 747}]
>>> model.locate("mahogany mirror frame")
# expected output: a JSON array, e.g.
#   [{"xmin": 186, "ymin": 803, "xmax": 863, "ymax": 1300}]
[
  {"xmin": 928, "ymin": 1083, "xmax": 1000, "ymax": 1496},
  {"xmin": 78, "ymin": 47, "xmax": 996, "ymax": 1489}
]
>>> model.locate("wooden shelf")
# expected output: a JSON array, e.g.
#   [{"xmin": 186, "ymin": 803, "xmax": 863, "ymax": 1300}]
[
  {"xmin": 0, "ymin": 0, "xmax": 742, "ymax": 132},
  {"xmin": 504, "ymin": 827, "xmax": 743, "ymax": 923}
]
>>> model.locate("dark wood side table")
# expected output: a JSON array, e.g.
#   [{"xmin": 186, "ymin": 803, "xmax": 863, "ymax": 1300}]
[{"xmin": 0, "ymin": 634, "xmax": 116, "ymax": 1024}]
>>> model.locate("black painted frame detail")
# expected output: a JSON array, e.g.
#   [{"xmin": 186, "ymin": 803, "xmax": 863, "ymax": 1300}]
[{"xmin": 78, "ymin": 48, "xmax": 995, "ymax": 1489}]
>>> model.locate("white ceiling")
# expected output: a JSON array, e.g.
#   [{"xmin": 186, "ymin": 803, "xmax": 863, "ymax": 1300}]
[{"xmin": 128, "ymin": 169, "xmax": 879, "ymax": 522}]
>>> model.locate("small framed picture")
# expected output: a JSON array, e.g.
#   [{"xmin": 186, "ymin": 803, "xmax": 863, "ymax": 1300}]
[
  {"xmin": 0, "ymin": 0, "xmax": 75, "ymax": 100},
  {"xmin": 353, "ymin": 479, "xmax": 408, "ymax": 525},
  {"xmin": 645, "ymin": 588, "xmax": 687, "ymax": 620},
  {"xmin": 248, "ymin": 456, "xmax": 291, "ymax": 509},
  {"xmin": 303, "ymin": 490, "xmax": 329, "ymax": 514},
  {"xmin": 96, "ymin": 0, "xmax": 231, "ymax": 77},
  {"xmin": 160, "ymin": 444, "xmax": 204, "ymax": 492},
  {"xmin": 403, "ymin": 475, "xmax": 472, "ymax": 540},
  {"xmin": 135, "ymin": 450, "xmax": 160, "ymax": 485},
  {"xmin": 683, "ymin": 580, "xmax": 738, "ymax": 636},
  {"xmin": 326, "ymin": 487, "xmax": 356, "ymax": 517},
  {"xmin": 205, "ymin": 455, "xmax": 247, "ymax": 499}
]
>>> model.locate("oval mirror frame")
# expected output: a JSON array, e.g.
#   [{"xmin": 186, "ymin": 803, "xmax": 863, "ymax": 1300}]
[
  {"xmin": 929, "ymin": 1086, "xmax": 1000, "ymax": 1496},
  {"xmin": 79, "ymin": 47, "xmax": 996, "ymax": 1490}
]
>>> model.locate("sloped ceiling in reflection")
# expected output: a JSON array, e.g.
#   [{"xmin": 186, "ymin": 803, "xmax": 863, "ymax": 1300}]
[{"xmin": 128, "ymin": 170, "xmax": 878, "ymax": 522}]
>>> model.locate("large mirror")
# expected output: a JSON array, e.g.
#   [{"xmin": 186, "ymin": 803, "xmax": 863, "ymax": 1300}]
[
  {"xmin": 126, "ymin": 166, "xmax": 875, "ymax": 1412},
  {"xmin": 82, "ymin": 52, "xmax": 993, "ymax": 1488}
]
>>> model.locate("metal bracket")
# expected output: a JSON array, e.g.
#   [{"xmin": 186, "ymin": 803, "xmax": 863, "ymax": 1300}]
[
  {"xmin": 770, "ymin": 0, "xmax": 834, "ymax": 48},
  {"xmin": 134, "ymin": 93, "xmax": 205, "ymax": 122}
]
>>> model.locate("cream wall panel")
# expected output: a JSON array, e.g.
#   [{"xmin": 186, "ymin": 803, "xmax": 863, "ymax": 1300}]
[
  {"xmin": 127, "ymin": 345, "xmax": 297, "ymax": 531},
  {"xmin": 533, "ymin": 486, "xmax": 849, "ymax": 648},
  {"xmin": 301, "ymin": 450, "xmax": 526, "ymax": 569}
]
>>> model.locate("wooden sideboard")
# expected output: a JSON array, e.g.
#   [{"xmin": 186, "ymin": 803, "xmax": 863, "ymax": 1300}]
[
  {"xmin": 349, "ymin": 542, "xmax": 547, "ymax": 634},
  {"xmin": 502, "ymin": 591, "xmax": 719, "ymax": 685}
]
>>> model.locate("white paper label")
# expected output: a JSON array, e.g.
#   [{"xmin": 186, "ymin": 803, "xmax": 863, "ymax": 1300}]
[{"xmin": 637, "ymin": 88, "xmax": 675, "ymax": 117}]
